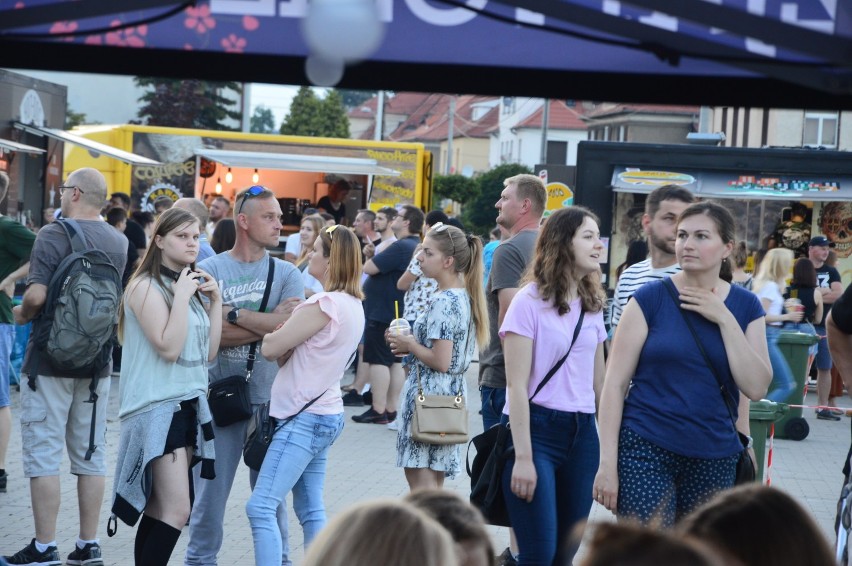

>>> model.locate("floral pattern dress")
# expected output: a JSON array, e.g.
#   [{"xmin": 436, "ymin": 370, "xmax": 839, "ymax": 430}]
[{"xmin": 396, "ymin": 288, "xmax": 474, "ymax": 478}]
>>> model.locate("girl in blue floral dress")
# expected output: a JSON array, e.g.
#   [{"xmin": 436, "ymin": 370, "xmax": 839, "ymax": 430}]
[{"xmin": 388, "ymin": 223, "xmax": 489, "ymax": 490}]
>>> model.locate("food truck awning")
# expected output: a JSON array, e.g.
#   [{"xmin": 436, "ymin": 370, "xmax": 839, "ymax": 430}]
[
  {"xmin": 0, "ymin": 137, "xmax": 44, "ymax": 154},
  {"xmin": 14, "ymin": 123, "xmax": 162, "ymax": 166},
  {"xmin": 610, "ymin": 166, "xmax": 852, "ymax": 202},
  {"xmin": 195, "ymin": 149, "xmax": 401, "ymax": 177}
]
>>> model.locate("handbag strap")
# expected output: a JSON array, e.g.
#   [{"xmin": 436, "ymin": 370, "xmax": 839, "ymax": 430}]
[
  {"xmin": 245, "ymin": 257, "xmax": 276, "ymax": 382},
  {"xmin": 662, "ymin": 278, "xmax": 739, "ymax": 434},
  {"xmin": 277, "ymin": 390, "xmax": 326, "ymax": 426},
  {"xmin": 529, "ymin": 309, "xmax": 585, "ymax": 404}
]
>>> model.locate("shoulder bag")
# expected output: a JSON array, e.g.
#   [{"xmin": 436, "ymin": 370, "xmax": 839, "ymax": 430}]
[
  {"xmin": 243, "ymin": 391, "xmax": 326, "ymax": 471},
  {"xmin": 468, "ymin": 309, "xmax": 585, "ymax": 526},
  {"xmin": 208, "ymin": 257, "xmax": 274, "ymax": 427},
  {"xmin": 663, "ymin": 279, "xmax": 756, "ymax": 484},
  {"xmin": 410, "ymin": 323, "xmax": 474, "ymax": 445}
]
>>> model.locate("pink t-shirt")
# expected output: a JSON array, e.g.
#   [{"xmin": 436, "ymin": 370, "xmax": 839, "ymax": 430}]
[
  {"xmin": 499, "ymin": 283, "xmax": 606, "ymax": 414},
  {"xmin": 270, "ymin": 291, "xmax": 365, "ymax": 418}
]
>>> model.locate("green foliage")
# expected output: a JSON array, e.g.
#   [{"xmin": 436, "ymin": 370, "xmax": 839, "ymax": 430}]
[
  {"xmin": 65, "ymin": 104, "xmax": 90, "ymax": 129},
  {"xmin": 433, "ymin": 174, "xmax": 478, "ymax": 204},
  {"xmin": 135, "ymin": 77, "xmax": 243, "ymax": 130},
  {"xmin": 463, "ymin": 163, "xmax": 532, "ymax": 237},
  {"xmin": 337, "ymin": 89, "xmax": 376, "ymax": 109},
  {"xmin": 280, "ymin": 87, "xmax": 350, "ymax": 138},
  {"xmin": 250, "ymin": 105, "xmax": 276, "ymax": 134}
]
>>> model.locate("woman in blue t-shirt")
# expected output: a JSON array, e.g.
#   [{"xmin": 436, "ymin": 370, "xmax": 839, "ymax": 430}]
[{"xmin": 594, "ymin": 202, "xmax": 772, "ymax": 527}]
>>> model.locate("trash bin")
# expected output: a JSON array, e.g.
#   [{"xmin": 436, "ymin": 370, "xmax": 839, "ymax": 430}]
[
  {"xmin": 749, "ymin": 400, "xmax": 788, "ymax": 483},
  {"xmin": 774, "ymin": 331, "xmax": 819, "ymax": 441}
]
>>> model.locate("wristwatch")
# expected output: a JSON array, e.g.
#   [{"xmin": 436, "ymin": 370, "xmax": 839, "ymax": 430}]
[{"xmin": 227, "ymin": 307, "xmax": 241, "ymax": 325}]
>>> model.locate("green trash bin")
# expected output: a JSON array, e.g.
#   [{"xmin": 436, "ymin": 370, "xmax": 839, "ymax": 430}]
[
  {"xmin": 749, "ymin": 400, "xmax": 788, "ymax": 483},
  {"xmin": 774, "ymin": 331, "xmax": 819, "ymax": 441}
]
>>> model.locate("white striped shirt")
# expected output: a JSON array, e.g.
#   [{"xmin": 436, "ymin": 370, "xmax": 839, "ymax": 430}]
[{"xmin": 610, "ymin": 258, "xmax": 681, "ymax": 329}]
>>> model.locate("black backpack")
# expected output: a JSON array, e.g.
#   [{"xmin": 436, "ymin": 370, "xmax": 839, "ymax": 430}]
[{"xmin": 27, "ymin": 218, "xmax": 122, "ymax": 460}]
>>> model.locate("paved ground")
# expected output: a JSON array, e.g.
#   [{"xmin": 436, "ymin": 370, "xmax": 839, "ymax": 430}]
[{"xmin": 1, "ymin": 367, "xmax": 848, "ymax": 565}]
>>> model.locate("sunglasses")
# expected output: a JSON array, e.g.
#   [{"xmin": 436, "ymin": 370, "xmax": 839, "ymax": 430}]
[
  {"xmin": 324, "ymin": 224, "xmax": 340, "ymax": 238},
  {"xmin": 430, "ymin": 222, "xmax": 455, "ymax": 257},
  {"xmin": 58, "ymin": 185, "xmax": 84, "ymax": 195},
  {"xmin": 237, "ymin": 185, "xmax": 268, "ymax": 215}
]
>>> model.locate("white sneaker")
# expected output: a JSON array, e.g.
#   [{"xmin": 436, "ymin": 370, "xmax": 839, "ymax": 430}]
[{"xmin": 387, "ymin": 420, "xmax": 399, "ymax": 431}]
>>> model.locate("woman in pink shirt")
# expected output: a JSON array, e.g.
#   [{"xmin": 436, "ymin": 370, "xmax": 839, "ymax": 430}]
[
  {"xmin": 248, "ymin": 225, "xmax": 364, "ymax": 566},
  {"xmin": 500, "ymin": 207, "xmax": 607, "ymax": 565}
]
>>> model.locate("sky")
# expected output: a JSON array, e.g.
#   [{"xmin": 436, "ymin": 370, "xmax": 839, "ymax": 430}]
[{"xmin": 248, "ymin": 83, "xmax": 300, "ymax": 130}]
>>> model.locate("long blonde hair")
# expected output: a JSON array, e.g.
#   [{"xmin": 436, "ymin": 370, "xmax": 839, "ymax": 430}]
[
  {"xmin": 425, "ymin": 224, "xmax": 490, "ymax": 347},
  {"xmin": 753, "ymin": 248, "xmax": 793, "ymax": 293},
  {"xmin": 303, "ymin": 500, "xmax": 458, "ymax": 566},
  {"xmin": 296, "ymin": 215, "xmax": 324, "ymax": 268},
  {"xmin": 318, "ymin": 225, "xmax": 363, "ymax": 299}
]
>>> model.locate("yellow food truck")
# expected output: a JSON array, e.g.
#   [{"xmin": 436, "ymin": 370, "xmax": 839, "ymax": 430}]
[{"xmin": 63, "ymin": 124, "xmax": 433, "ymax": 227}]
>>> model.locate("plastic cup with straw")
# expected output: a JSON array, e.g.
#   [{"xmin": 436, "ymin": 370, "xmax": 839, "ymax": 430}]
[{"xmin": 389, "ymin": 300, "xmax": 411, "ymax": 336}]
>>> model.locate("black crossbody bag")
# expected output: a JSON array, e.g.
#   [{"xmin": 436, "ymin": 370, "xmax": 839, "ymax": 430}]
[
  {"xmin": 468, "ymin": 310, "xmax": 586, "ymax": 526},
  {"xmin": 208, "ymin": 258, "xmax": 274, "ymax": 427},
  {"xmin": 663, "ymin": 279, "xmax": 755, "ymax": 484}
]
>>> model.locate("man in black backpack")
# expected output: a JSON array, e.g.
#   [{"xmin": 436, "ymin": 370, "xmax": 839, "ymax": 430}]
[{"xmin": 7, "ymin": 168, "xmax": 127, "ymax": 566}]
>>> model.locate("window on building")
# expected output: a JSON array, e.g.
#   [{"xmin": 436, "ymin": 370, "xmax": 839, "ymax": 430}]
[
  {"xmin": 502, "ymin": 97, "xmax": 515, "ymax": 114},
  {"xmin": 546, "ymin": 141, "xmax": 568, "ymax": 164},
  {"xmin": 803, "ymin": 112, "xmax": 839, "ymax": 147}
]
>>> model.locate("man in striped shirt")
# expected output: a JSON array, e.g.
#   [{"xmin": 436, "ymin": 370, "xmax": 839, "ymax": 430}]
[{"xmin": 609, "ymin": 185, "xmax": 695, "ymax": 335}]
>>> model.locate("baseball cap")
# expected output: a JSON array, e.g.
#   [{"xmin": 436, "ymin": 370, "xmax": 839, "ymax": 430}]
[{"xmin": 809, "ymin": 236, "xmax": 835, "ymax": 248}]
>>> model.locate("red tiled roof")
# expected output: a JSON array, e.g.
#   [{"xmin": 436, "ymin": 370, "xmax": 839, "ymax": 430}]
[
  {"xmin": 391, "ymin": 95, "xmax": 500, "ymax": 142},
  {"xmin": 515, "ymin": 100, "xmax": 587, "ymax": 130},
  {"xmin": 584, "ymin": 103, "xmax": 700, "ymax": 119}
]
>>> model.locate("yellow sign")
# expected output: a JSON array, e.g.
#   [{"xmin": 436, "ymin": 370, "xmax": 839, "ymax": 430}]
[{"xmin": 544, "ymin": 182, "xmax": 573, "ymax": 217}]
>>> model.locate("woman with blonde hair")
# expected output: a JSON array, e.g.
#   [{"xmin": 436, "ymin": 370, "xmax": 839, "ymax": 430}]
[
  {"xmin": 113, "ymin": 207, "xmax": 222, "ymax": 565},
  {"xmin": 497, "ymin": 206, "xmax": 607, "ymax": 565},
  {"xmin": 388, "ymin": 222, "xmax": 489, "ymax": 491},
  {"xmin": 303, "ymin": 500, "xmax": 458, "ymax": 566},
  {"xmin": 753, "ymin": 248, "xmax": 803, "ymax": 403},
  {"xmin": 297, "ymin": 215, "xmax": 326, "ymax": 297},
  {"xmin": 247, "ymin": 225, "xmax": 365, "ymax": 565}
]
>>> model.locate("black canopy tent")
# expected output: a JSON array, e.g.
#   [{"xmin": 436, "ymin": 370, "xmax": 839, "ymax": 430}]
[{"xmin": 0, "ymin": 0, "xmax": 849, "ymax": 109}]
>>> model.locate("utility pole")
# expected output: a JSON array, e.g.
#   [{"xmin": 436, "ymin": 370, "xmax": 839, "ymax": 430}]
[
  {"xmin": 446, "ymin": 95, "xmax": 455, "ymax": 175},
  {"xmin": 374, "ymin": 90, "xmax": 385, "ymax": 141},
  {"xmin": 539, "ymin": 98, "xmax": 550, "ymax": 164}
]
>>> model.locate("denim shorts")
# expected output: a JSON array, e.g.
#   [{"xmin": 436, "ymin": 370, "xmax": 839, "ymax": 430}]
[
  {"xmin": 0, "ymin": 324, "xmax": 13, "ymax": 408},
  {"xmin": 20, "ymin": 374, "xmax": 111, "ymax": 477},
  {"xmin": 814, "ymin": 325, "xmax": 832, "ymax": 370}
]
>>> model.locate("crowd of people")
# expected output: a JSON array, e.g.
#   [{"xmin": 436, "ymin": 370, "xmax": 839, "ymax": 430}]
[{"xmin": 0, "ymin": 168, "xmax": 847, "ymax": 566}]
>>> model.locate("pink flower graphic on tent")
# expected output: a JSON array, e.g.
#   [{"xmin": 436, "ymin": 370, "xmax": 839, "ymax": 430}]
[
  {"xmin": 243, "ymin": 15, "xmax": 259, "ymax": 31},
  {"xmin": 221, "ymin": 34, "xmax": 246, "ymax": 53},
  {"xmin": 105, "ymin": 21, "xmax": 148, "ymax": 47},
  {"xmin": 185, "ymin": 5, "xmax": 216, "ymax": 33},
  {"xmin": 49, "ymin": 21, "xmax": 77, "ymax": 41}
]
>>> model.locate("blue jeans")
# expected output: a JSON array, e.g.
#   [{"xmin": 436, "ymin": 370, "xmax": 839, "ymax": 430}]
[
  {"xmin": 480, "ymin": 386, "xmax": 506, "ymax": 431},
  {"xmin": 765, "ymin": 326, "xmax": 797, "ymax": 403},
  {"xmin": 501, "ymin": 405, "xmax": 599, "ymax": 566},
  {"xmin": 246, "ymin": 412, "xmax": 343, "ymax": 566}
]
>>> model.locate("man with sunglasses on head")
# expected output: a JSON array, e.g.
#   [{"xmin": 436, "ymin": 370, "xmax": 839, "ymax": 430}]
[
  {"xmin": 185, "ymin": 186, "xmax": 305, "ymax": 566},
  {"xmin": 7, "ymin": 168, "xmax": 127, "ymax": 566}
]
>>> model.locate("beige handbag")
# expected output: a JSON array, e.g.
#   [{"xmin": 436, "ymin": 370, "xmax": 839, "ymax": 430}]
[{"xmin": 411, "ymin": 365, "xmax": 469, "ymax": 445}]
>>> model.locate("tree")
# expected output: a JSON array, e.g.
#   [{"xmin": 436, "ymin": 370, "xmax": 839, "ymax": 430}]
[
  {"xmin": 65, "ymin": 104, "xmax": 90, "ymax": 129},
  {"xmin": 337, "ymin": 88, "xmax": 376, "ymax": 109},
  {"xmin": 250, "ymin": 105, "xmax": 276, "ymax": 134},
  {"xmin": 463, "ymin": 163, "xmax": 532, "ymax": 237},
  {"xmin": 280, "ymin": 86, "xmax": 350, "ymax": 138},
  {"xmin": 433, "ymin": 174, "xmax": 479, "ymax": 204},
  {"xmin": 135, "ymin": 77, "xmax": 243, "ymax": 130},
  {"xmin": 316, "ymin": 90, "xmax": 350, "ymax": 138}
]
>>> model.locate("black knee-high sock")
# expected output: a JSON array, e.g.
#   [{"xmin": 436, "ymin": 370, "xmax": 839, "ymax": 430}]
[
  {"xmin": 137, "ymin": 517, "xmax": 182, "ymax": 566},
  {"xmin": 134, "ymin": 514, "xmax": 157, "ymax": 565}
]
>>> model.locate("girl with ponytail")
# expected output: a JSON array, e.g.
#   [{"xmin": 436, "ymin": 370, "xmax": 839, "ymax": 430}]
[{"xmin": 388, "ymin": 222, "xmax": 489, "ymax": 491}]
